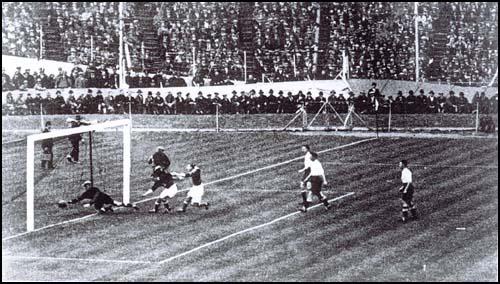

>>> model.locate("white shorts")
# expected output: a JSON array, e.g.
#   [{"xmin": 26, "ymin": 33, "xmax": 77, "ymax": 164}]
[
  {"xmin": 159, "ymin": 184, "xmax": 178, "ymax": 199},
  {"xmin": 187, "ymin": 184, "xmax": 205, "ymax": 204}
]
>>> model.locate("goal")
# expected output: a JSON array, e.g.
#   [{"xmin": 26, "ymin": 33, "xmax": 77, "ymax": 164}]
[{"xmin": 26, "ymin": 119, "xmax": 131, "ymax": 232}]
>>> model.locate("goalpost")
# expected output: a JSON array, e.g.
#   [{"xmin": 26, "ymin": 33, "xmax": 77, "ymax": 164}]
[{"xmin": 26, "ymin": 119, "xmax": 131, "ymax": 232}]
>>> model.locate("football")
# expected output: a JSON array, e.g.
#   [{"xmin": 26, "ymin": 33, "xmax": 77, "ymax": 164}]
[{"xmin": 57, "ymin": 200, "xmax": 68, "ymax": 209}]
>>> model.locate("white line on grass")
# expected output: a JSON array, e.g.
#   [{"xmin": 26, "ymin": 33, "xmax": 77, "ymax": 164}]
[
  {"xmin": 2, "ymin": 255, "xmax": 153, "ymax": 264},
  {"xmin": 322, "ymin": 162, "xmax": 498, "ymax": 169},
  {"xmin": 158, "ymin": 192, "xmax": 355, "ymax": 264},
  {"xmin": 2, "ymin": 138, "xmax": 375, "ymax": 242}
]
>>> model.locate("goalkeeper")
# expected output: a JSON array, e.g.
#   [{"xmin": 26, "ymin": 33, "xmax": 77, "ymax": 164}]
[{"xmin": 63, "ymin": 181, "xmax": 138, "ymax": 213}]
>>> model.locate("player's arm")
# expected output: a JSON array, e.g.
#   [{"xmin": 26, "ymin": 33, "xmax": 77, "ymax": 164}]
[
  {"xmin": 321, "ymin": 168, "xmax": 327, "ymax": 185},
  {"xmin": 298, "ymin": 165, "xmax": 310, "ymax": 173}
]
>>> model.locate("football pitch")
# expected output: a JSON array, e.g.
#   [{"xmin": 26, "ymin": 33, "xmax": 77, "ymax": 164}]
[{"xmin": 2, "ymin": 130, "xmax": 498, "ymax": 281}]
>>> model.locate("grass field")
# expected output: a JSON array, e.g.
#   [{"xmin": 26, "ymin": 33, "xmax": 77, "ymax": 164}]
[{"xmin": 2, "ymin": 119, "xmax": 498, "ymax": 281}]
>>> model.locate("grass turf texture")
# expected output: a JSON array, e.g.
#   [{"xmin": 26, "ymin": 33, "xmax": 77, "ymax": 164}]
[{"xmin": 2, "ymin": 132, "xmax": 498, "ymax": 281}]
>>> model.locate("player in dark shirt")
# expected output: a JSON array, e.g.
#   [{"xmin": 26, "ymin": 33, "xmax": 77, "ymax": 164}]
[
  {"xmin": 66, "ymin": 115, "xmax": 92, "ymax": 163},
  {"xmin": 147, "ymin": 166, "xmax": 183, "ymax": 213},
  {"xmin": 177, "ymin": 164, "xmax": 209, "ymax": 212},
  {"xmin": 41, "ymin": 121, "xmax": 54, "ymax": 170},
  {"xmin": 147, "ymin": 146, "xmax": 171, "ymax": 170},
  {"xmin": 65, "ymin": 181, "xmax": 138, "ymax": 213}
]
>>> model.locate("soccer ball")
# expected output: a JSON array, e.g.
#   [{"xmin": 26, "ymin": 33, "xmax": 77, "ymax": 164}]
[{"xmin": 57, "ymin": 200, "xmax": 68, "ymax": 208}]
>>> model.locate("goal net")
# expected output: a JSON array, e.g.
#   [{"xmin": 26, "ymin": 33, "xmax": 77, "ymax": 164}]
[{"xmin": 25, "ymin": 119, "xmax": 131, "ymax": 232}]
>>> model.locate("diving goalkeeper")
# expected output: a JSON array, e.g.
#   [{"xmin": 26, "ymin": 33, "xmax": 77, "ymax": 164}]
[{"xmin": 61, "ymin": 181, "xmax": 138, "ymax": 213}]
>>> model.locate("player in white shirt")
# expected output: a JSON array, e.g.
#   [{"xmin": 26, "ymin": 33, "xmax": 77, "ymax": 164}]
[
  {"xmin": 298, "ymin": 145, "xmax": 313, "ymax": 206},
  {"xmin": 300, "ymin": 152, "xmax": 332, "ymax": 212},
  {"xmin": 399, "ymin": 160, "xmax": 418, "ymax": 222}
]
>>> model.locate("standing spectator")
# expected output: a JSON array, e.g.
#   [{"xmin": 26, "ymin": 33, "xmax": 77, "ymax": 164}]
[
  {"xmin": 11, "ymin": 67, "xmax": 24, "ymax": 89},
  {"xmin": 415, "ymin": 89, "xmax": 429, "ymax": 114},
  {"xmin": 54, "ymin": 91, "xmax": 67, "ymax": 114},
  {"xmin": 145, "ymin": 91, "xmax": 155, "ymax": 114},
  {"xmin": 74, "ymin": 72, "xmax": 88, "ymax": 88},
  {"xmin": 457, "ymin": 92, "xmax": 470, "ymax": 113},
  {"xmin": 164, "ymin": 91, "xmax": 176, "ymax": 114},
  {"xmin": 437, "ymin": 92, "xmax": 446, "ymax": 113},
  {"xmin": 174, "ymin": 92, "xmax": 184, "ymax": 114},
  {"xmin": 427, "ymin": 91, "xmax": 439, "ymax": 113},
  {"xmin": 446, "ymin": 91, "xmax": 458, "ymax": 113},
  {"xmin": 55, "ymin": 69, "xmax": 71, "ymax": 88},
  {"xmin": 2, "ymin": 67, "xmax": 13, "ymax": 91},
  {"xmin": 406, "ymin": 90, "xmax": 417, "ymax": 114},
  {"xmin": 25, "ymin": 93, "xmax": 35, "ymax": 115},
  {"xmin": 23, "ymin": 69, "xmax": 35, "ymax": 88},
  {"xmin": 135, "ymin": 90, "xmax": 145, "ymax": 114},
  {"xmin": 153, "ymin": 91, "xmax": 165, "ymax": 114}
]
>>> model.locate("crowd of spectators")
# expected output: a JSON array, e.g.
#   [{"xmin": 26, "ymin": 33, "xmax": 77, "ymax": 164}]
[
  {"xmin": 437, "ymin": 2, "xmax": 498, "ymax": 85},
  {"xmin": 2, "ymin": 66, "xmax": 193, "ymax": 91},
  {"xmin": 2, "ymin": 2, "xmax": 498, "ymax": 88},
  {"xmin": 3, "ymin": 83, "xmax": 497, "ymax": 117}
]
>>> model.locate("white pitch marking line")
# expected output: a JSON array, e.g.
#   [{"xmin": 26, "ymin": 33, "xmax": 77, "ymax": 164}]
[
  {"xmin": 3, "ymin": 138, "xmax": 375, "ymax": 242},
  {"xmin": 2, "ymin": 255, "xmax": 153, "ymax": 264},
  {"xmin": 322, "ymin": 161, "xmax": 498, "ymax": 169},
  {"xmin": 158, "ymin": 192, "xmax": 355, "ymax": 264}
]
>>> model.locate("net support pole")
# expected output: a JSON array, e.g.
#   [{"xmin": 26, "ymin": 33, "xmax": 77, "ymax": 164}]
[
  {"xmin": 26, "ymin": 137, "xmax": 35, "ymax": 232},
  {"xmin": 388, "ymin": 102, "xmax": 392, "ymax": 132},
  {"xmin": 89, "ymin": 131, "xmax": 94, "ymax": 187},
  {"xmin": 123, "ymin": 123, "xmax": 131, "ymax": 204},
  {"xmin": 215, "ymin": 104, "xmax": 219, "ymax": 133},
  {"xmin": 475, "ymin": 102, "xmax": 479, "ymax": 134}
]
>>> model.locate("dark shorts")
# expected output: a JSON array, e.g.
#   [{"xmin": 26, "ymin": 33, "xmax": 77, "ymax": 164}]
[
  {"xmin": 93, "ymin": 193, "xmax": 114, "ymax": 209},
  {"xmin": 401, "ymin": 184, "xmax": 414, "ymax": 203},
  {"xmin": 310, "ymin": 176, "xmax": 323, "ymax": 194}
]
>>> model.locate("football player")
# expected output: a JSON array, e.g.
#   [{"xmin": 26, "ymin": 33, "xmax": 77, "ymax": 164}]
[
  {"xmin": 177, "ymin": 164, "xmax": 209, "ymax": 212},
  {"xmin": 399, "ymin": 160, "xmax": 418, "ymax": 222},
  {"xmin": 146, "ymin": 166, "xmax": 183, "ymax": 213},
  {"xmin": 66, "ymin": 115, "xmax": 92, "ymax": 163},
  {"xmin": 300, "ymin": 152, "xmax": 331, "ymax": 212},
  {"xmin": 64, "ymin": 181, "xmax": 138, "ymax": 213},
  {"xmin": 298, "ymin": 145, "xmax": 313, "ymax": 206},
  {"xmin": 147, "ymin": 146, "xmax": 171, "ymax": 170}
]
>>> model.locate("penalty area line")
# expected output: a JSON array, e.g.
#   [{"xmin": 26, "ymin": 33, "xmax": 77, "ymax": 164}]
[
  {"xmin": 158, "ymin": 192, "xmax": 355, "ymax": 264},
  {"xmin": 3, "ymin": 138, "xmax": 374, "ymax": 242}
]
